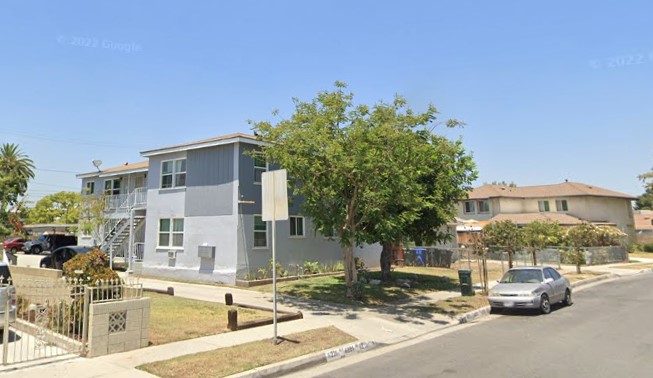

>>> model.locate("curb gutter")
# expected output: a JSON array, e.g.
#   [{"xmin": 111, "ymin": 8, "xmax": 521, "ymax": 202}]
[
  {"xmin": 229, "ymin": 341, "xmax": 379, "ymax": 378},
  {"xmin": 228, "ymin": 271, "xmax": 632, "ymax": 378}
]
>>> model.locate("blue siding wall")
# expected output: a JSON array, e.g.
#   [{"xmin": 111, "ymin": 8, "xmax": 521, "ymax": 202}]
[{"xmin": 185, "ymin": 145, "xmax": 234, "ymax": 216}]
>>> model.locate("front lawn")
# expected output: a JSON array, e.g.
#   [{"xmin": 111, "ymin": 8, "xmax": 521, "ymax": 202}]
[
  {"xmin": 250, "ymin": 265, "xmax": 504, "ymax": 307},
  {"xmin": 138, "ymin": 326, "xmax": 356, "ymax": 378},
  {"xmin": 403, "ymin": 294, "xmax": 489, "ymax": 317},
  {"xmin": 148, "ymin": 292, "xmax": 271, "ymax": 345}
]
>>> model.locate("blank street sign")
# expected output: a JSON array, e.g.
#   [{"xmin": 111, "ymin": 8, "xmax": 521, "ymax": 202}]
[{"xmin": 262, "ymin": 169, "xmax": 288, "ymax": 221}]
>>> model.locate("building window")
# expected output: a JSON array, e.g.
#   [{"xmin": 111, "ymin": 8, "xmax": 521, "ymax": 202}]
[
  {"xmin": 158, "ymin": 218, "xmax": 184, "ymax": 248},
  {"xmin": 254, "ymin": 215, "xmax": 268, "ymax": 248},
  {"xmin": 477, "ymin": 200, "xmax": 490, "ymax": 213},
  {"xmin": 85, "ymin": 182, "xmax": 95, "ymax": 195},
  {"xmin": 538, "ymin": 200, "xmax": 550, "ymax": 212},
  {"xmin": 104, "ymin": 179, "xmax": 120, "ymax": 195},
  {"xmin": 254, "ymin": 153, "xmax": 267, "ymax": 183},
  {"xmin": 556, "ymin": 199, "xmax": 568, "ymax": 212},
  {"xmin": 463, "ymin": 201, "xmax": 476, "ymax": 214},
  {"xmin": 289, "ymin": 216, "xmax": 305, "ymax": 237},
  {"xmin": 161, "ymin": 158, "xmax": 186, "ymax": 189}
]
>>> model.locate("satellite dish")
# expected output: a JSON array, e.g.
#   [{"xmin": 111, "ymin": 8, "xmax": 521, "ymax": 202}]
[{"xmin": 92, "ymin": 160, "xmax": 102, "ymax": 172}]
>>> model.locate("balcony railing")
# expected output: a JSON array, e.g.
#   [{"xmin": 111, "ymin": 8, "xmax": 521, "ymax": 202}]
[{"xmin": 105, "ymin": 187, "xmax": 148, "ymax": 211}]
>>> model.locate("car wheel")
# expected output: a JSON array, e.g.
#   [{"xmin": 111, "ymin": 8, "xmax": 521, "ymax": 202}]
[
  {"xmin": 540, "ymin": 294, "xmax": 551, "ymax": 314},
  {"xmin": 490, "ymin": 307, "xmax": 502, "ymax": 314},
  {"xmin": 563, "ymin": 289, "xmax": 573, "ymax": 306},
  {"xmin": 10, "ymin": 247, "xmax": 17, "ymax": 253},
  {"xmin": 32, "ymin": 246, "xmax": 42, "ymax": 254}
]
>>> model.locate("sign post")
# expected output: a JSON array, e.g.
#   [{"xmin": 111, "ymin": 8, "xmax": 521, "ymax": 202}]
[{"xmin": 261, "ymin": 169, "xmax": 288, "ymax": 344}]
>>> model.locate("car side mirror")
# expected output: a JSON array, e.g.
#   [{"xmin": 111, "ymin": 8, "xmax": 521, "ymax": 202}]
[{"xmin": 544, "ymin": 278, "xmax": 554, "ymax": 284}]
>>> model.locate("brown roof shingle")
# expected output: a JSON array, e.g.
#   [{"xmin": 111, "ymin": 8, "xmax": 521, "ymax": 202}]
[
  {"xmin": 488, "ymin": 212, "xmax": 585, "ymax": 226},
  {"xmin": 468, "ymin": 182, "xmax": 635, "ymax": 200}
]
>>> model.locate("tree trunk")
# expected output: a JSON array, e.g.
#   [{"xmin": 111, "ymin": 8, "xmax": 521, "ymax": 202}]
[
  {"xmin": 532, "ymin": 250, "xmax": 538, "ymax": 266},
  {"xmin": 380, "ymin": 242, "xmax": 392, "ymax": 282},
  {"xmin": 342, "ymin": 244, "xmax": 357, "ymax": 298},
  {"xmin": 507, "ymin": 251, "xmax": 514, "ymax": 269}
]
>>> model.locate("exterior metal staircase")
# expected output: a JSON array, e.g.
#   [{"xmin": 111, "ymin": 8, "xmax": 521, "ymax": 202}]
[{"xmin": 100, "ymin": 188, "xmax": 147, "ymax": 261}]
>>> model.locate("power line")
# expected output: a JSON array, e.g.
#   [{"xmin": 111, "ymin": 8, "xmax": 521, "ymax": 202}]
[
  {"xmin": 0, "ymin": 128, "xmax": 148, "ymax": 149},
  {"xmin": 35, "ymin": 168, "xmax": 82, "ymax": 174}
]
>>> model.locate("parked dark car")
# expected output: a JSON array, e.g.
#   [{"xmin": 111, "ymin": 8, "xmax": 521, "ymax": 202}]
[
  {"xmin": 2, "ymin": 237, "xmax": 26, "ymax": 253},
  {"xmin": 24, "ymin": 234, "xmax": 78, "ymax": 254},
  {"xmin": 40, "ymin": 246, "xmax": 93, "ymax": 270}
]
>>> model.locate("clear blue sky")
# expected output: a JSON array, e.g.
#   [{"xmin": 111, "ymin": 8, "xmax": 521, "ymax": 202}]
[{"xmin": 1, "ymin": 0, "xmax": 652, "ymax": 202}]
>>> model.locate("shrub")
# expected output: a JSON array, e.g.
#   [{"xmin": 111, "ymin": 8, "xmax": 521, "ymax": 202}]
[
  {"xmin": 643, "ymin": 242, "xmax": 653, "ymax": 253},
  {"xmin": 302, "ymin": 261, "xmax": 320, "ymax": 275},
  {"xmin": 63, "ymin": 249, "xmax": 119, "ymax": 284}
]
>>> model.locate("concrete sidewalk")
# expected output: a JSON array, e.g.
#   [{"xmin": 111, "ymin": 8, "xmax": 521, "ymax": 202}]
[{"xmin": 2, "ymin": 262, "xmax": 647, "ymax": 378}]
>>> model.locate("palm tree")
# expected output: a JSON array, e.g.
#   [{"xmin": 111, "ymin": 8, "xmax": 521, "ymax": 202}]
[{"xmin": 0, "ymin": 143, "xmax": 35, "ymax": 193}]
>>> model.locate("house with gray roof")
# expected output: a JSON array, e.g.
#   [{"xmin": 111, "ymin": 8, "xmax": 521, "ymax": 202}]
[{"xmin": 78, "ymin": 133, "xmax": 379, "ymax": 284}]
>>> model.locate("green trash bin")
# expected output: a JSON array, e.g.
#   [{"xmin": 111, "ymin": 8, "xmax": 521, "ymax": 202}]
[{"xmin": 458, "ymin": 269, "xmax": 474, "ymax": 296}]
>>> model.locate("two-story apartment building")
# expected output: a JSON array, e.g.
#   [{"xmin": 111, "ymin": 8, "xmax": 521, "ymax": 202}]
[
  {"xmin": 455, "ymin": 181, "xmax": 637, "ymax": 243},
  {"xmin": 79, "ymin": 133, "xmax": 379, "ymax": 284}
]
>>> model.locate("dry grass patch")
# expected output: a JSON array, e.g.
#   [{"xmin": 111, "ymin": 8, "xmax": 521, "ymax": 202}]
[
  {"xmin": 564, "ymin": 271, "xmax": 607, "ymax": 282},
  {"xmin": 614, "ymin": 263, "xmax": 653, "ymax": 270},
  {"xmin": 628, "ymin": 253, "xmax": 653, "ymax": 260},
  {"xmin": 148, "ymin": 292, "xmax": 271, "ymax": 345},
  {"xmin": 138, "ymin": 326, "xmax": 356, "ymax": 378},
  {"xmin": 404, "ymin": 294, "xmax": 489, "ymax": 317}
]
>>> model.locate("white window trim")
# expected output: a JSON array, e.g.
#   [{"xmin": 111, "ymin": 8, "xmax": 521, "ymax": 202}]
[
  {"xmin": 477, "ymin": 200, "xmax": 490, "ymax": 214},
  {"xmin": 160, "ymin": 158, "xmax": 187, "ymax": 190},
  {"xmin": 104, "ymin": 179, "xmax": 120, "ymax": 195},
  {"xmin": 556, "ymin": 199, "xmax": 569, "ymax": 212},
  {"xmin": 538, "ymin": 200, "xmax": 550, "ymax": 212},
  {"xmin": 253, "ymin": 152, "xmax": 268, "ymax": 185},
  {"xmin": 289, "ymin": 216, "xmax": 305, "ymax": 238},
  {"xmin": 463, "ymin": 200, "xmax": 476, "ymax": 214},
  {"xmin": 253, "ymin": 215, "xmax": 269, "ymax": 249},
  {"xmin": 157, "ymin": 218, "xmax": 185, "ymax": 249},
  {"xmin": 85, "ymin": 181, "xmax": 95, "ymax": 195}
]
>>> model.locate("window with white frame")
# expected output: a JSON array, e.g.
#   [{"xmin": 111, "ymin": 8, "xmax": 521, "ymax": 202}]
[
  {"xmin": 104, "ymin": 179, "xmax": 120, "ymax": 195},
  {"xmin": 158, "ymin": 218, "xmax": 184, "ymax": 248},
  {"xmin": 85, "ymin": 182, "xmax": 95, "ymax": 195},
  {"xmin": 254, "ymin": 215, "xmax": 268, "ymax": 248},
  {"xmin": 538, "ymin": 200, "xmax": 550, "ymax": 212},
  {"xmin": 289, "ymin": 216, "xmax": 305, "ymax": 237},
  {"xmin": 161, "ymin": 158, "xmax": 186, "ymax": 189},
  {"xmin": 463, "ymin": 201, "xmax": 476, "ymax": 214},
  {"xmin": 253, "ymin": 153, "xmax": 267, "ymax": 183},
  {"xmin": 555, "ymin": 199, "xmax": 568, "ymax": 212},
  {"xmin": 477, "ymin": 200, "xmax": 490, "ymax": 213}
]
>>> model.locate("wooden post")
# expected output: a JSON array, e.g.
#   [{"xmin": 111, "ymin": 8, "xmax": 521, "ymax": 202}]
[
  {"xmin": 166, "ymin": 287, "xmax": 174, "ymax": 296},
  {"xmin": 225, "ymin": 293, "xmax": 233, "ymax": 306},
  {"xmin": 228, "ymin": 309, "xmax": 238, "ymax": 331}
]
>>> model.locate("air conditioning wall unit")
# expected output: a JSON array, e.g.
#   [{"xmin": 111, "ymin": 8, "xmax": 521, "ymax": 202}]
[
  {"xmin": 167, "ymin": 250, "xmax": 177, "ymax": 259},
  {"xmin": 198, "ymin": 245, "xmax": 216, "ymax": 259}
]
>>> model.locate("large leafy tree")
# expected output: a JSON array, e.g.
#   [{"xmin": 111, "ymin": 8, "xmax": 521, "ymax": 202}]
[
  {"xmin": 522, "ymin": 220, "xmax": 563, "ymax": 265},
  {"xmin": 636, "ymin": 167, "xmax": 653, "ymax": 210},
  {"xmin": 0, "ymin": 143, "xmax": 35, "ymax": 236},
  {"xmin": 481, "ymin": 220, "xmax": 523, "ymax": 268},
  {"xmin": 382, "ymin": 133, "xmax": 476, "ymax": 281},
  {"xmin": 252, "ymin": 82, "xmax": 473, "ymax": 296},
  {"xmin": 27, "ymin": 191, "xmax": 81, "ymax": 225}
]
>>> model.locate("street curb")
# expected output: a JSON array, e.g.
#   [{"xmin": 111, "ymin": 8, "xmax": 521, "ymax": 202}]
[
  {"xmin": 457, "ymin": 305, "xmax": 490, "ymax": 324},
  {"xmin": 571, "ymin": 273, "xmax": 619, "ymax": 289},
  {"xmin": 228, "ymin": 341, "xmax": 380, "ymax": 378},
  {"xmin": 227, "ymin": 272, "xmax": 630, "ymax": 378}
]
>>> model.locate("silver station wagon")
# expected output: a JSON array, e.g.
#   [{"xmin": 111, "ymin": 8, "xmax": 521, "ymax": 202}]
[{"xmin": 488, "ymin": 266, "xmax": 573, "ymax": 314}]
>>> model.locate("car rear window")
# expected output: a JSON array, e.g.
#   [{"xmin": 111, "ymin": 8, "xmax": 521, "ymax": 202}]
[{"xmin": 0, "ymin": 266, "xmax": 11, "ymax": 284}]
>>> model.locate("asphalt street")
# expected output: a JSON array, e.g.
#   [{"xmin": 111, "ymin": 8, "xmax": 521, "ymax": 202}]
[{"xmin": 299, "ymin": 272, "xmax": 653, "ymax": 378}]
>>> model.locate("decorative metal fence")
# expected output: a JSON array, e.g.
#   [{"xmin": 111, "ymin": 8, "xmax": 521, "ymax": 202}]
[{"xmin": 1, "ymin": 277, "xmax": 142, "ymax": 366}]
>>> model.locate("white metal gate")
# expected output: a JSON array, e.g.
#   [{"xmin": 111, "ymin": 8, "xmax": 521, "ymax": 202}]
[{"xmin": 1, "ymin": 277, "xmax": 89, "ymax": 365}]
